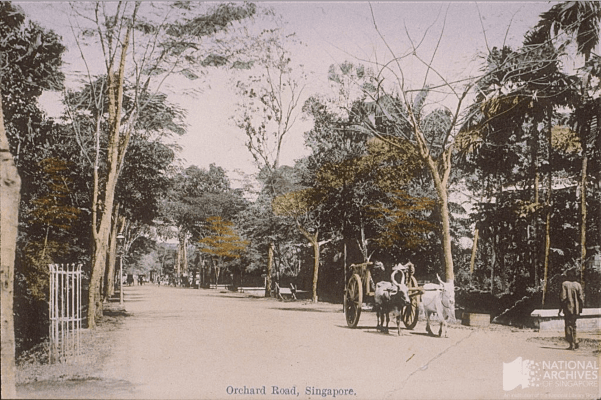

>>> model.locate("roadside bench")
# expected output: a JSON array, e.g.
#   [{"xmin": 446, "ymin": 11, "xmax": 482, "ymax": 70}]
[
  {"xmin": 530, "ymin": 308, "xmax": 601, "ymax": 332},
  {"xmin": 237, "ymin": 287, "xmax": 265, "ymax": 296},
  {"xmin": 209, "ymin": 284, "xmax": 231, "ymax": 290},
  {"xmin": 275, "ymin": 283, "xmax": 308, "ymax": 301},
  {"xmin": 235, "ymin": 284, "xmax": 308, "ymax": 299}
]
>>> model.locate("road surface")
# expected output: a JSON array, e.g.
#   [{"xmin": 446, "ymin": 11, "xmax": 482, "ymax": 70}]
[{"xmin": 17, "ymin": 285, "xmax": 600, "ymax": 399}]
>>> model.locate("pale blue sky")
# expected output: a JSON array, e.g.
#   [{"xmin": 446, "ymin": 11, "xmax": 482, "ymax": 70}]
[{"xmin": 19, "ymin": 2, "xmax": 551, "ymax": 186}]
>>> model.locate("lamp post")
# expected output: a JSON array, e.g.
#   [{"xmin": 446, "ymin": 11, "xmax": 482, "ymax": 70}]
[{"xmin": 117, "ymin": 233, "xmax": 125, "ymax": 305}]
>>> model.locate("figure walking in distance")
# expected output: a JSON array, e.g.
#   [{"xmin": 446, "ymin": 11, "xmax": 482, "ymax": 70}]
[{"xmin": 558, "ymin": 269, "xmax": 584, "ymax": 350}]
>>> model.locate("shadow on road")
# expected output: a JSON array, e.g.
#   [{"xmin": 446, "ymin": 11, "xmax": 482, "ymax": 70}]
[
  {"xmin": 409, "ymin": 331, "xmax": 435, "ymax": 337},
  {"xmin": 18, "ymin": 377, "xmax": 135, "ymax": 399},
  {"xmin": 335, "ymin": 325, "xmax": 374, "ymax": 330},
  {"xmin": 103, "ymin": 309, "xmax": 131, "ymax": 318},
  {"xmin": 210, "ymin": 294, "xmax": 256, "ymax": 299},
  {"xmin": 270, "ymin": 307, "xmax": 331, "ymax": 313},
  {"xmin": 539, "ymin": 346, "xmax": 576, "ymax": 351}
]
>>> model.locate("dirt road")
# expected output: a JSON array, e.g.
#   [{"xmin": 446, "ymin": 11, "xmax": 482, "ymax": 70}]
[{"xmin": 17, "ymin": 285, "xmax": 600, "ymax": 399}]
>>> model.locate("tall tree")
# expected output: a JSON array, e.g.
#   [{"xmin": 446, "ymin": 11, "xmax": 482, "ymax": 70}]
[
  {"xmin": 526, "ymin": 1, "xmax": 601, "ymax": 286},
  {"xmin": 348, "ymin": 5, "xmax": 480, "ymax": 293},
  {"xmin": 0, "ymin": 83, "xmax": 19, "ymax": 400},
  {"xmin": 68, "ymin": 2, "xmax": 256, "ymax": 327},
  {"xmin": 1, "ymin": 2, "xmax": 64, "ymax": 396},
  {"xmin": 63, "ymin": 78, "xmax": 185, "ymax": 298},
  {"xmin": 235, "ymin": 188, "xmax": 297, "ymax": 286},
  {"xmin": 460, "ymin": 40, "xmax": 573, "ymax": 300},
  {"xmin": 458, "ymin": 2, "xmax": 600, "ymax": 301},
  {"xmin": 273, "ymin": 185, "xmax": 323, "ymax": 302},
  {"xmin": 104, "ymin": 137, "xmax": 175, "ymax": 297},
  {"xmin": 198, "ymin": 216, "xmax": 249, "ymax": 286},
  {"xmin": 161, "ymin": 164, "xmax": 244, "ymax": 284},
  {"xmin": 304, "ymin": 96, "xmax": 431, "ymax": 256},
  {"xmin": 233, "ymin": 26, "xmax": 307, "ymax": 296}
]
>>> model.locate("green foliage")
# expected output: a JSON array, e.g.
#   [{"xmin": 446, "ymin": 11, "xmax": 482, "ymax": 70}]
[
  {"xmin": 162, "ymin": 164, "xmax": 246, "ymax": 240},
  {"xmin": 301, "ymin": 95, "xmax": 435, "ymax": 264},
  {"xmin": 456, "ymin": 1, "xmax": 601, "ymax": 300},
  {"xmin": 166, "ymin": 2, "xmax": 256, "ymax": 38},
  {"xmin": 232, "ymin": 20, "xmax": 307, "ymax": 177},
  {"xmin": 236, "ymin": 169, "xmax": 301, "ymax": 274},
  {"xmin": 370, "ymin": 190, "xmax": 436, "ymax": 250},
  {"xmin": 551, "ymin": 125, "xmax": 581, "ymax": 154},
  {"xmin": 116, "ymin": 137, "xmax": 175, "ymax": 224},
  {"xmin": 198, "ymin": 216, "xmax": 249, "ymax": 259},
  {"xmin": 526, "ymin": 1, "xmax": 601, "ymax": 60},
  {"xmin": 0, "ymin": 2, "xmax": 71, "ymax": 357},
  {"xmin": 29, "ymin": 158, "xmax": 81, "ymax": 231},
  {"xmin": 273, "ymin": 188, "xmax": 319, "ymax": 219},
  {"xmin": 0, "ymin": 3, "xmax": 65, "ymax": 117}
]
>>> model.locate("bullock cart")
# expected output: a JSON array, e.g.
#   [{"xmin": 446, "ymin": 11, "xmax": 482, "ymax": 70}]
[{"xmin": 344, "ymin": 262, "xmax": 422, "ymax": 329}]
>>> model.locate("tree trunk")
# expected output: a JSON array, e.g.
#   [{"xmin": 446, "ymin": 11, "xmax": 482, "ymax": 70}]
[
  {"xmin": 298, "ymin": 226, "xmax": 320, "ymax": 303},
  {"xmin": 420, "ymin": 142, "xmax": 455, "ymax": 285},
  {"xmin": 200, "ymin": 259, "xmax": 205, "ymax": 288},
  {"xmin": 343, "ymin": 241, "xmax": 347, "ymax": 288},
  {"xmin": 265, "ymin": 242, "xmax": 274, "ymax": 297},
  {"xmin": 542, "ymin": 200, "xmax": 552, "ymax": 305},
  {"xmin": 87, "ymin": 4, "xmax": 139, "ymax": 328},
  {"xmin": 176, "ymin": 240, "xmax": 181, "ymax": 286},
  {"xmin": 597, "ymin": 104, "xmax": 601, "ymax": 265},
  {"xmin": 1, "ymin": 96, "xmax": 19, "ymax": 399},
  {"xmin": 358, "ymin": 225, "xmax": 369, "ymax": 262},
  {"xmin": 490, "ymin": 233, "xmax": 497, "ymax": 295},
  {"xmin": 579, "ymin": 149, "xmax": 587, "ymax": 287},
  {"xmin": 531, "ymin": 124, "xmax": 540, "ymax": 285},
  {"xmin": 176, "ymin": 228, "xmax": 187, "ymax": 286},
  {"xmin": 88, "ymin": 103, "xmax": 124, "ymax": 325},
  {"xmin": 41, "ymin": 225, "xmax": 50, "ymax": 260},
  {"xmin": 470, "ymin": 227, "xmax": 479, "ymax": 274},
  {"xmin": 542, "ymin": 116, "xmax": 553, "ymax": 306},
  {"xmin": 311, "ymin": 238, "xmax": 320, "ymax": 303},
  {"xmin": 437, "ymin": 188, "xmax": 455, "ymax": 284},
  {"xmin": 470, "ymin": 177, "xmax": 488, "ymax": 276},
  {"xmin": 104, "ymin": 206, "xmax": 121, "ymax": 300},
  {"xmin": 182, "ymin": 234, "xmax": 188, "ymax": 276},
  {"xmin": 215, "ymin": 258, "xmax": 221, "ymax": 286},
  {"xmin": 88, "ymin": 56, "xmax": 128, "ymax": 326},
  {"xmin": 161, "ymin": 245, "xmax": 166, "ymax": 279}
]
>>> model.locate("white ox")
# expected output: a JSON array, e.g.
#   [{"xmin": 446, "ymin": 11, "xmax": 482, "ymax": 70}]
[
  {"xmin": 374, "ymin": 267, "xmax": 410, "ymax": 335},
  {"xmin": 421, "ymin": 274, "xmax": 455, "ymax": 337}
]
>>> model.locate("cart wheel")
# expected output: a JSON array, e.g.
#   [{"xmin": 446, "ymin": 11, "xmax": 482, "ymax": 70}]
[
  {"xmin": 403, "ymin": 275, "xmax": 419, "ymax": 329},
  {"xmin": 344, "ymin": 274, "xmax": 363, "ymax": 328}
]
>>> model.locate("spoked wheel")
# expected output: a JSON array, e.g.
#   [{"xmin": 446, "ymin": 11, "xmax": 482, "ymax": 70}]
[
  {"xmin": 403, "ymin": 275, "xmax": 420, "ymax": 329},
  {"xmin": 344, "ymin": 274, "xmax": 363, "ymax": 328}
]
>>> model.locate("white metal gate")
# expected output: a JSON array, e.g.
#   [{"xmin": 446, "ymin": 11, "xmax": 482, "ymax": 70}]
[{"xmin": 49, "ymin": 263, "xmax": 83, "ymax": 363}]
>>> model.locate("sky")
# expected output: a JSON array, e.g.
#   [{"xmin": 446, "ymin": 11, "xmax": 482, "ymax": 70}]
[{"xmin": 18, "ymin": 1, "xmax": 552, "ymax": 187}]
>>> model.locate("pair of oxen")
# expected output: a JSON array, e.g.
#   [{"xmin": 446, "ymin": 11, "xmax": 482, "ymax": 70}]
[{"xmin": 373, "ymin": 261, "xmax": 455, "ymax": 337}]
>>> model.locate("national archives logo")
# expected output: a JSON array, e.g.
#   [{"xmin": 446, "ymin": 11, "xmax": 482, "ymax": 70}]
[{"xmin": 503, "ymin": 357, "xmax": 598, "ymax": 391}]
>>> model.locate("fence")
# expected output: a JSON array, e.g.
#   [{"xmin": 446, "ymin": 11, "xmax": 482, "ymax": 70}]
[{"xmin": 49, "ymin": 263, "xmax": 83, "ymax": 363}]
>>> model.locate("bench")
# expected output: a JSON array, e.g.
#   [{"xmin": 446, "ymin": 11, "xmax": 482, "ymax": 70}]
[
  {"xmin": 235, "ymin": 284, "xmax": 308, "ymax": 299},
  {"xmin": 275, "ymin": 283, "xmax": 310, "ymax": 301},
  {"xmin": 237, "ymin": 287, "xmax": 265, "ymax": 296},
  {"xmin": 209, "ymin": 284, "xmax": 231, "ymax": 290},
  {"xmin": 530, "ymin": 308, "xmax": 601, "ymax": 332},
  {"xmin": 275, "ymin": 283, "xmax": 297, "ymax": 300}
]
